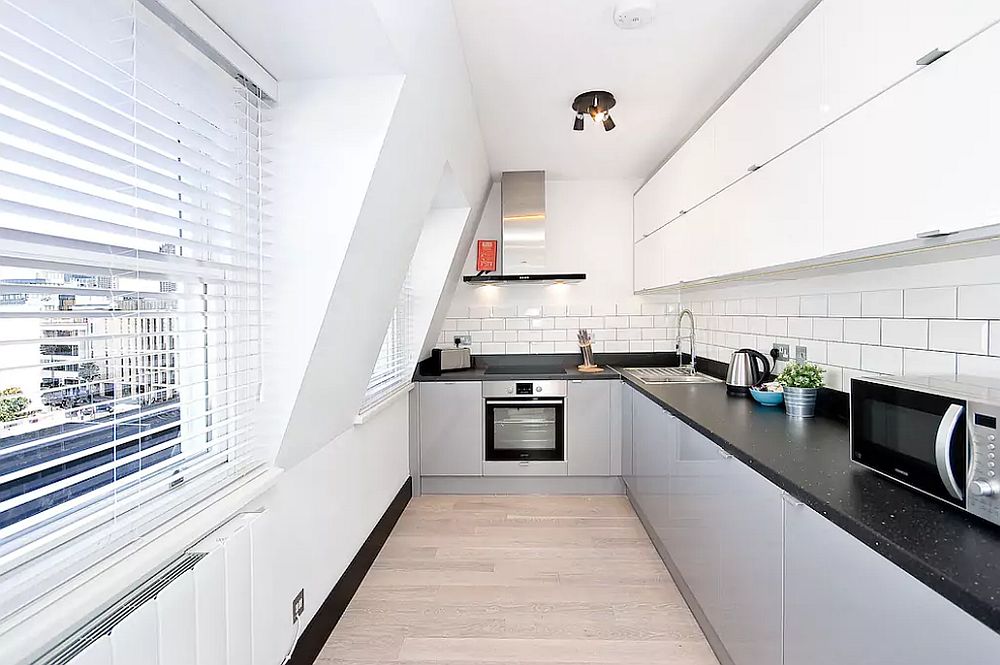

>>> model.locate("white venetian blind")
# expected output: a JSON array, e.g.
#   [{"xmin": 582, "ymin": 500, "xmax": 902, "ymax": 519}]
[
  {"xmin": 360, "ymin": 273, "xmax": 413, "ymax": 413},
  {"xmin": 0, "ymin": 0, "xmax": 268, "ymax": 619}
]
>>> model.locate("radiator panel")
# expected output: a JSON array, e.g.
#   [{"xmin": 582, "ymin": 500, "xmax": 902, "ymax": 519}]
[
  {"xmin": 110, "ymin": 600, "xmax": 158, "ymax": 664},
  {"xmin": 156, "ymin": 569, "xmax": 197, "ymax": 665}
]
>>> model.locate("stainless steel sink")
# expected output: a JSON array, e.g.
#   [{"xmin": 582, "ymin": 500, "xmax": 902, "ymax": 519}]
[{"xmin": 623, "ymin": 367, "xmax": 722, "ymax": 385}]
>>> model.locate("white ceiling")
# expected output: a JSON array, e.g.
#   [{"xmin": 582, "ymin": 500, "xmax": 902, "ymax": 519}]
[{"xmin": 452, "ymin": 0, "xmax": 815, "ymax": 180}]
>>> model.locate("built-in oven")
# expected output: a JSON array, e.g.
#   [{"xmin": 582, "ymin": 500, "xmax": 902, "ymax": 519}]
[
  {"xmin": 851, "ymin": 375, "xmax": 1000, "ymax": 525},
  {"xmin": 483, "ymin": 381, "xmax": 566, "ymax": 462}
]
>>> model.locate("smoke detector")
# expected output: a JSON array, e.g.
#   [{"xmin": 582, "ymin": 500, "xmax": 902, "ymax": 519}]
[{"xmin": 614, "ymin": 0, "xmax": 655, "ymax": 30}]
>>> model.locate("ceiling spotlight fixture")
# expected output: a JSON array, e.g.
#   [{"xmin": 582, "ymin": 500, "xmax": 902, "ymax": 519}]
[{"xmin": 571, "ymin": 91, "xmax": 616, "ymax": 132}]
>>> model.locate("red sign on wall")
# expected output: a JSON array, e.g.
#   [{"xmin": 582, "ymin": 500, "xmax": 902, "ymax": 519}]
[{"xmin": 476, "ymin": 239, "xmax": 498, "ymax": 272}]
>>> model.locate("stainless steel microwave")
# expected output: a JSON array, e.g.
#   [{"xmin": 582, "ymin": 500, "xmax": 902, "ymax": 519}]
[{"xmin": 851, "ymin": 375, "xmax": 1000, "ymax": 525}]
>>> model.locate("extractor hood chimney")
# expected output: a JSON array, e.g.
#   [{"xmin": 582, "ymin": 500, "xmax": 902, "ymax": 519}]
[{"xmin": 463, "ymin": 171, "xmax": 586, "ymax": 284}]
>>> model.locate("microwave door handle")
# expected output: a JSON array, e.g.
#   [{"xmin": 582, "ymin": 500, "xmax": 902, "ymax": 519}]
[{"xmin": 935, "ymin": 403, "xmax": 965, "ymax": 500}]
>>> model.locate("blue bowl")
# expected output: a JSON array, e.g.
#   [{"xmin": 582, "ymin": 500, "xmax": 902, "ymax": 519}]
[{"xmin": 750, "ymin": 387, "xmax": 784, "ymax": 406}]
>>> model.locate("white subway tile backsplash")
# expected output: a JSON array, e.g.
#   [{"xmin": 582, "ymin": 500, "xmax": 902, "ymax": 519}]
[
  {"xmin": 579, "ymin": 316, "xmax": 603, "ymax": 329},
  {"xmin": 748, "ymin": 317, "xmax": 767, "ymax": 334},
  {"xmin": 505, "ymin": 342, "xmax": 530, "ymax": 354},
  {"xmin": 904, "ymin": 287, "xmax": 956, "ymax": 319},
  {"xmin": 629, "ymin": 315, "xmax": 653, "ymax": 328},
  {"xmin": 469, "ymin": 305, "xmax": 492, "ymax": 318},
  {"xmin": 766, "ymin": 318, "xmax": 788, "ymax": 336},
  {"xmin": 491, "ymin": 304, "xmax": 518, "ymax": 318},
  {"xmin": 441, "ymin": 319, "xmax": 458, "ymax": 331},
  {"xmin": 757, "ymin": 297, "xmax": 777, "ymax": 316},
  {"xmin": 799, "ymin": 295, "xmax": 828, "ymax": 316},
  {"xmin": 617, "ymin": 328, "xmax": 641, "ymax": 341},
  {"xmin": 593, "ymin": 329, "xmax": 616, "ymax": 341},
  {"xmin": 471, "ymin": 331, "xmax": 492, "ymax": 342},
  {"xmin": 519, "ymin": 305, "xmax": 542, "ymax": 317},
  {"xmin": 828, "ymin": 292, "xmax": 861, "ymax": 317},
  {"xmin": 992, "ymin": 322, "xmax": 1000, "ymax": 356},
  {"xmin": 517, "ymin": 330, "xmax": 543, "ymax": 342},
  {"xmin": 605, "ymin": 316, "xmax": 630, "ymax": 329},
  {"xmin": 654, "ymin": 315, "xmax": 671, "ymax": 328},
  {"xmin": 481, "ymin": 342, "xmax": 506, "ymax": 354},
  {"xmin": 493, "ymin": 330, "xmax": 517, "ymax": 342},
  {"xmin": 929, "ymin": 320, "xmax": 989, "ymax": 355},
  {"xmin": 799, "ymin": 340, "xmax": 827, "ymax": 364},
  {"xmin": 554, "ymin": 341, "xmax": 578, "ymax": 353},
  {"xmin": 542, "ymin": 304, "xmax": 567, "ymax": 317},
  {"xmin": 880, "ymin": 319, "xmax": 928, "ymax": 349},
  {"xmin": 958, "ymin": 353, "xmax": 1000, "ymax": 377},
  {"xmin": 629, "ymin": 340, "xmax": 654, "ymax": 352},
  {"xmin": 862, "ymin": 290, "xmax": 903, "ymax": 317},
  {"xmin": 822, "ymin": 365, "xmax": 845, "ymax": 391},
  {"xmin": 471, "ymin": 343, "xmax": 482, "ymax": 354},
  {"xmin": 447, "ymin": 304, "xmax": 467, "ymax": 319},
  {"xmin": 617, "ymin": 303, "xmax": 642, "ymax": 315},
  {"xmin": 843, "ymin": 318, "xmax": 880, "ymax": 345},
  {"xmin": 653, "ymin": 339, "xmax": 674, "ymax": 352},
  {"xmin": 481, "ymin": 318, "xmax": 505, "ymax": 330},
  {"xmin": 641, "ymin": 303, "xmax": 667, "ymax": 315},
  {"xmin": 903, "ymin": 349, "xmax": 956, "ymax": 376},
  {"xmin": 641, "ymin": 328, "xmax": 668, "ymax": 340},
  {"xmin": 567, "ymin": 304, "xmax": 591, "ymax": 317},
  {"xmin": 739, "ymin": 298, "xmax": 757, "ymax": 315},
  {"xmin": 506, "ymin": 318, "xmax": 529, "ymax": 330},
  {"xmin": 605, "ymin": 340, "xmax": 629, "ymax": 353},
  {"xmin": 828, "ymin": 342, "xmax": 861, "ymax": 368},
  {"xmin": 455, "ymin": 318, "xmax": 482, "ymax": 331},
  {"xmin": 725, "ymin": 300, "xmax": 741, "ymax": 315},
  {"xmin": 592, "ymin": 304, "xmax": 616, "ymax": 316},
  {"xmin": 787, "ymin": 317, "xmax": 813, "ymax": 338},
  {"xmin": 543, "ymin": 329, "xmax": 567, "ymax": 342},
  {"xmin": 530, "ymin": 318, "xmax": 554, "ymax": 329},
  {"xmin": 958, "ymin": 284, "xmax": 1000, "ymax": 319},
  {"xmin": 530, "ymin": 341, "xmax": 555, "ymax": 354},
  {"xmin": 554, "ymin": 317, "xmax": 580, "ymax": 330},
  {"xmin": 713, "ymin": 300, "xmax": 727, "ymax": 315},
  {"xmin": 813, "ymin": 318, "xmax": 845, "ymax": 342},
  {"xmin": 861, "ymin": 345, "xmax": 903, "ymax": 375}
]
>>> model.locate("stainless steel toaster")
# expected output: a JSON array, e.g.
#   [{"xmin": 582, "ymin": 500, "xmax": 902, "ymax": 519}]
[{"xmin": 433, "ymin": 347, "xmax": 471, "ymax": 371}]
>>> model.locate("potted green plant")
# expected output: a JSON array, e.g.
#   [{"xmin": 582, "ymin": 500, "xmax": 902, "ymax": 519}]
[{"xmin": 775, "ymin": 362, "xmax": 824, "ymax": 418}]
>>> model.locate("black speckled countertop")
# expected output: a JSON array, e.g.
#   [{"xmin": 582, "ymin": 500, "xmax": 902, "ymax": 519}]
[{"xmin": 617, "ymin": 369, "xmax": 1000, "ymax": 635}]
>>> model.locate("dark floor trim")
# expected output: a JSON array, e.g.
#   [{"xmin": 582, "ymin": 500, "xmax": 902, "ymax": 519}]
[{"xmin": 287, "ymin": 477, "xmax": 412, "ymax": 665}]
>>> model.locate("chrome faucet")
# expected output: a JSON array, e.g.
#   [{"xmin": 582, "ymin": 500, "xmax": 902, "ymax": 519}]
[{"xmin": 676, "ymin": 309, "xmax": 697, "ymax": 375}]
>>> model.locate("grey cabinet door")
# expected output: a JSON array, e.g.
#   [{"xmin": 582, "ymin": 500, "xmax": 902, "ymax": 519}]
[
  {"xmin": 621, "ymin": 384, "xmax": 635, "ymax": 488},
  {"xmin": 783, "ymin": 500, "xmax": 1000, "ymax": 665},
  {"xmin": 567, "ymin": 380, "xmax": 611, "ymax": 476},
  {"xmin": 418, "ymin": 381, "xmax": 482, "ymax": 476},
  {"xmin": 631, "ymin": 393, "xmax": 676, "ymax": 539},
  {"xmin": 714, "ymin": 454, "xmax": 783, "ymax": 665}
]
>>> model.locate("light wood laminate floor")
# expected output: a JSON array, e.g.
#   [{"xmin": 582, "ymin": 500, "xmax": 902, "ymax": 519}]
[{"xmin": 313, "ymin": 495, "xmax": 719, "ymax": 665}]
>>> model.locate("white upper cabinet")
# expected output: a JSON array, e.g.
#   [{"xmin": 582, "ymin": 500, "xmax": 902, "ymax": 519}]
[
  {"xmin": 633, "ymin": 230, "xmax": 665, "ymax": 292},
  {"xmin": 713, "ymin": 3, "xmax": 823, "ymax": 187},
  {"xmin": 822, "ymin": 0, "xmax": 1000, "ymax": 122},
  {"xmin": 823, "ymin": 20, "xmax": 1000, "ymax": 256},
  {"xmin": 634, "ymin": 162, "xmax": 671, "ymax": 241}
]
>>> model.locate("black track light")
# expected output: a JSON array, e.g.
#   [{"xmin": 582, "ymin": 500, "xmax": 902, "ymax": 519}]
[
  {"xmin": 603, "ymin": 114, "xmax": 615, "ymax": 131},
  {"xmin": 571, "ymin": 90, "xmax": 617, "ymax": 133},
  {"xmin": 573, "ymin": 113, "xmax": 585, "ymax": 131}
]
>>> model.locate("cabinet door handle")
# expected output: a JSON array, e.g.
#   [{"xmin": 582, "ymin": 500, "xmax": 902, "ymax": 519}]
[
  {"xmin": 747, "ymin": 164, "xmax": 760, "ymax": 172},
  {"xmin": 571, "ymin": 379, "xmax": 583, "ymax": 383},
  {"xmin": 781, "ymin": 492, "xmax": 804, "ymax": 508},
  {"xmin": 519, "ymin": 461, "xmax": 529, "ymax": 466},
  {"xmin": 915, "ymin": 48, "xmax": 948, "ymax": 66},
  {"xmin": 718, "ymin": 449, "xmax": 733, "ymax": 460},
  {"xmin": 916, "ymin": 229, "xmax": 955, "ymax": 239},
  {"xmin": 678, "ymin": 209, "xmax": 687, "ymax": 215}
]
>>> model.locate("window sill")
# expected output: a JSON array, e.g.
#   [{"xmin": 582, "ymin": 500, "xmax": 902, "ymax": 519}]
[
  {"xmin": 354, "ymin": 382, "xmax": 414, "ymax": 426},
  {"xmin": 1, "ymin": 467, "xmax": 282, "ymax": 665}
]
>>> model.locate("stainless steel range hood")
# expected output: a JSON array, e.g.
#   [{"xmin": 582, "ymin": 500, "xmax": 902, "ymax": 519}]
[{"xmin": 464, "ymin": 171, "xmax": 586, "ymax": 284}]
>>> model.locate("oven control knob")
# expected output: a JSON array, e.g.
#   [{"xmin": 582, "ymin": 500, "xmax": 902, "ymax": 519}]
[
  {"xmin": 535, "ymin": 386, "xmax": 542, "ymax": 393},
  {"xmin": 506, "ymin": 387, "xmax": 513, "ymax": 395},
  {"xmin": 970, "ymin": 480, "xmax": 999, "ymax": 497}
]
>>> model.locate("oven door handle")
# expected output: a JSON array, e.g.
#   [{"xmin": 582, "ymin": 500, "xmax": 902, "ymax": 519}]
[
  {"xmin": 935, "ymin": 403, "xmax": 965, "ymax": 500},
  {"xmin": 485, "ymin": 400, "xmax": 564, "ymax": 407}
]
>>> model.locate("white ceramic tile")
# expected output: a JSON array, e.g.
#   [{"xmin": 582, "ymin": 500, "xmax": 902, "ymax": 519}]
[
  {"xmin": 493, "ymin": 330, "xmax": 517, "ymax": 342},
  {"xmin": 604, "ymin": 340, "xmax": 629, "ymax": 353},
  {"xmin": 725, "ymin": 300, "xmax": 741, "ymax": 315},
  {"xmin": 506, "ymin": 318, "xmax": 528, "ymax": 330},
  {"xmin": 731, "ymin": 316, "xmax": 749, "ymax": 333},
  {"xmin": 843, "ymin": 369, "xmax": 871, "ymax": 393},
  {"xmin": 903, "ymin": 287, "xmax": 956, "ymax": 319},
  {"xmin": 554, "ymin": 317, "xmax": 579, "ymax": 330},
  {"xmin": 441, "ymin": 319, "xmax": 458, "ymax": 331},
  {"xmin": 799, "ymin": 339, "xmax": 827, "ymax": 364},
  {"xmin": 821, "ymin": 365, "xmax": 844, "ymax": 391},
  {"xmin": 593, "ymin": 329, "xmax": 616, "ymax": 341},
  {"xmin": 766, "ymin": 318, "xmax": 788, "ymax": 336},
  {"xmin": 518, "ymin": 305, "xmax": 542, "ymax": 317},
  {"xmin": 530, "ymin": 318, "xmax": 554, "ymax": 329},
  {"xmin": 787, "ymin": 317, "xmax": 813, "ymax": 338},
  {"xmin": 775, "ymin": 296, "xmax": 799, "ymax": 316},
  {"xmin": 929, "ymin": 320, "xmax": 989, "ymax": 355},
  {"xmin": 828, "ymin": 292, "xmax": 861, "ymax": 317},
  {"xmin": 446, "ymin": 304, "xmax": 467, "ymax": 319},
  {"xmin": 827, "ymin": 342, "xmax": 862, "ymax": 369},
  {"xmin": 579, "ymin": 316, "xmax": 603, "ymax": 329},
  {"xmin": 642, "ymin": 328, "xmax": 668, "ymax": 340},
  {"xmin": 481, "ymin": 342, "xmax": 506, "ymax": 354},
  {"xmin": 629, "ymin": 315, "xmax": 653, "ymax": 328},
  {"xmin": 590, "ymin": 341, "xmax": 605, "ymax": 353},
  {"xmin": 992, "ymin": 322, "xmax": 1000, "ymax": 357},
  {"xmin": 665, "ymin": 302, "xmax": 680, "ymax": 314},
  {"xmin": 641, "ymin": 303, "xmax": 667, "ymax": 315},
  {"xmin": 617, "ymin": 328, "xmax": 641, "ymax": 341},
  {"xmin": 843, "ymin": 318, "xmax": 880, "ymax": 345},
  {"xmin": 553, "ymin": 341, "xmax": 578, "ymax": 353},
  {"xmin": 903, "ymin": 349, "xmax": 957, "ymax": 376},
  {"xmin": 517, "ymin": 330, "xmax": 542, "ymax": 342},
  {"xmin": 653, "ymin": 340, "xmax": 674, "ymax": 352},
  {"xmin": 491, "ymin": 304, "xmax": 517, "ymax": 318},
  {"xmin": 481, "ymin": 318, "xmax": 505, "ymax": 330},
  {"xmin": 958, "ymin": 354, "xmax": 1000, "ymax": 377},
  {"xmin": 880, "ymin": 319, "xmax": 928, "ymax": 348},
  {"xmin": 605, "ymin": 316, "xmax": 630, "ymax": 329},
  {"xmin": 861, "ymin": 345, "xmax": 903, "ymax": 375},
  {"xmin": 861, "ymin": 290, "xmax": 903, "ymax": 318},
  {"xmin": 717, "ymin": 317, "xmax": 733, "ymax": 332},
  {"xmin": 455, "ymin": 318, "xmax": 482, "ymax": 331},
  {"xmin": 530, "ymin": 341, "xmax": 555, "ymax": 354},
  {"xmin": 813, "ymin": 318, "xmax": 844, "ymax": 342},
  {"xmin": 542, "ymin": 329, "xmax": 567, "ymax": 342},
  {"xmin": 799, "ymin": 295, "xmax": 828, "ymax": 316},
  {"xmin": 470, "ymin": 343, "xmax": 481, "ymax": 354},
  {"xmin": 757, "ymin": 297, "xmax": 777, "ymax": 316},
  {"xmin": 469, "ymin": 305, "xmax": 492, "ymax": 318},
  {"xmin": 748, "ymin": 317, "xmax": 767, "ymax": 334},
  {"xmin": 542, "ymin": 304, "xmax": 567, "ymax": 317},
  {"xmin": 653, "ymin": 315, "xmax": 671, "ymax": 328},
  {"xmin": 629, "ymin": 340, "xmax": 655, "ymax": 352},
  {"xmin": 713, "ymin": 300, "xmax": 727, "ymax": 315},
  {"xmin": 724, "ymin": 332, "xmax": 740, "ymax": 348},
  {"xmin": 567, "ymin": 304, "xmax": 591, "ymax": 317},
  {"xmin": 739, "ymin": 298, "xmax": 757, "ymax": 315},
  {"xmin": 471, "ymin": 331, "xmax": 492, "ymax": 342},
  {"xmin": 617, "ymin": 303, "xmax": 642, "ymax": 315},
  {"xmin": 958, "ymin": 284, "xmax": 1000, "ymax": 319},
  {"xmin": 592, "ymin": 304, "xmax": 616, "ymax": 316}
]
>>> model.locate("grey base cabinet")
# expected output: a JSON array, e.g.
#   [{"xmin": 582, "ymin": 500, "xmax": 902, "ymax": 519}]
[
  {"xmin": 567, "ymin": 380, "xmax": 613, "ymax": 476},
  {"xmin": 418, "ymin": 381, "xmax": 482, "ymax": 476},
  {"xmin": 783, "ymin": 499, "xmax": 999, "ymax": 665}
]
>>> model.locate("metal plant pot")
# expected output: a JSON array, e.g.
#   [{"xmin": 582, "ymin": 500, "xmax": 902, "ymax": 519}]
[{"xmin": 784, "ymin": 387, "xmax": 818, "ymax": 418}]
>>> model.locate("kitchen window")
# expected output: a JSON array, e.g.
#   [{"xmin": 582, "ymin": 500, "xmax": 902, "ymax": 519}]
[
  {"xmin": 0, "ymin": 0, "xmax": 269, "ymax": 619},
  {"xmin": 360, "ymin": 273, "xmax": 413, "ymax": 414}
]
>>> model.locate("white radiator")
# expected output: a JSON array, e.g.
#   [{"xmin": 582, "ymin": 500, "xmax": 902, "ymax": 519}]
[{"xmin": 43, "ymin": 511, "xmax": 266, "ymax": 665}]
